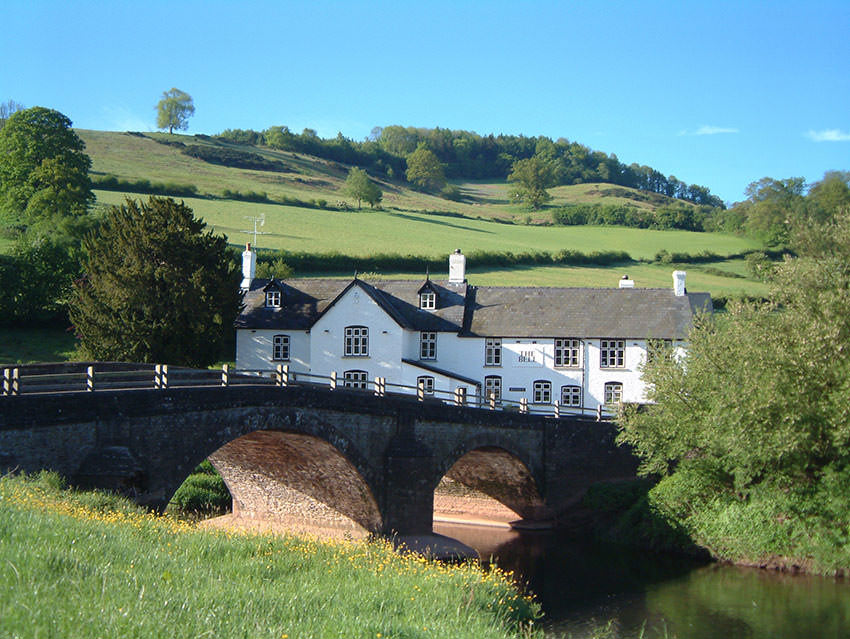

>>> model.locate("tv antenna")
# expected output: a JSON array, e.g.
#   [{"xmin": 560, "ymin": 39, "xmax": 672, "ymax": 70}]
[{"xmin": 242, "ymin": 214, "xmax": 269, "ymax": 247}]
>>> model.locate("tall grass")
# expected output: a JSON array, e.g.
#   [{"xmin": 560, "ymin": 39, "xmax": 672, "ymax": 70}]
[{"xmin": 0, "ymin": 473, "xmax": 541, "ymax": 638}]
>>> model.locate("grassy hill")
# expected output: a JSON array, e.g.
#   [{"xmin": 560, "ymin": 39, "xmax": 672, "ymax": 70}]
[{"xmin": 77, "ymin": 130, "xmax": 765, "ymax": 297}]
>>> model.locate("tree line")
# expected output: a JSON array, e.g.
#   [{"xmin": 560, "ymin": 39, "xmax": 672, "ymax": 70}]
[{"xmin": 217, "ymin": 124, "xmax": 724, "ymax": 207}]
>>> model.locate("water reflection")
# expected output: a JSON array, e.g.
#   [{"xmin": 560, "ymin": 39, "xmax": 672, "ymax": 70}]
[{"xmin": 434, "ymin": 522, "xmax": 849, "ymax": 639}]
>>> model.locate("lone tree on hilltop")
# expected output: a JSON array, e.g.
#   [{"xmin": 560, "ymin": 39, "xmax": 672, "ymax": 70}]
[
  {"xmin": 70, "ymin": 196, "xmax": 242, "ymax": 367},
  {"xmin": 0, "ymin": 106, "xmax": 93, "ymax": 240},
  {"xmin": 405, "ymin": 144, "xmax": 446, "ymax": 192},
  {"xmin": 156, "ymin": 88, "xmax": 195, "ymax": 134},
  {"xmin": 344, "ymin": 167, "xmax": 382, "ymax": 209}
]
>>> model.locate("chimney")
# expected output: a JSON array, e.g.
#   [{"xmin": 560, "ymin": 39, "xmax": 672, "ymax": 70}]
[
  {"xmin": 673, "ymin": 270, "xmax": 686, "ymax": 296},
  {"xmin": 618, "ymin": 274, "xmax": 635, "ymax": 289},
  {"xmin": 448, "ymin": 248, "xmax": 466, "ymax": 284},
  {"xmin": 241, "ymin": 242, "xmax": 256, "ymax": 289}
]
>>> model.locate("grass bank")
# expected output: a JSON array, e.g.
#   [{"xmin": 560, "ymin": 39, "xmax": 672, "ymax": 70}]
[
  {"xmin": 0, "ymin": 473, "xmax": 541, "ymax": 638},
  {"xmin": 581, "ymin": 479, "xmax": 850, "ymax": 577}
]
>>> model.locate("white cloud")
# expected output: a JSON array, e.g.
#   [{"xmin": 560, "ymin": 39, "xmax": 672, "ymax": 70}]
[
  {"xmin": 101, "ymin": 105, "xmax": 152, "ymax": 132},
  {"xmin": 678, "ymin": 125, "xmax": 739, "ymax": 136},
  {"xmin": 806, "ymin": 128, "xmax": 850, "ymax": 142}
]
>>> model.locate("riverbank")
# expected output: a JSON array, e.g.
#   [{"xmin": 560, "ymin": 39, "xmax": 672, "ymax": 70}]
[
  {"xmin": 580, "ymin": 479, "xmax": 850, "ymax": 578},
  {"xmin": 0, "ymin": 472, "xmax": 540, "ymax": 638}
]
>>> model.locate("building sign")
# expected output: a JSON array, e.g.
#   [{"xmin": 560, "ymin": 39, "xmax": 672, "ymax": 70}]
[{"xmin": 508, "ymin": 343, "xmax": 545, "ymax": 368}]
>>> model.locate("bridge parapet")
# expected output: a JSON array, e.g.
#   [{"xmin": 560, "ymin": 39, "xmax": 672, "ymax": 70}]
[{"xmin": 1, "ymin": 363, "xmax": 618, "ymax": 421}]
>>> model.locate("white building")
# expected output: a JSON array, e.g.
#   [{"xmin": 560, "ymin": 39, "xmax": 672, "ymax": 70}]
[{"xmin": 235, "ymin": 247, "xmax": 711, "ymax": 413}]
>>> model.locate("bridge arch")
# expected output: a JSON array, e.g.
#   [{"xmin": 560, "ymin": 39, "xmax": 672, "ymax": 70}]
[
  {"xmin": 433, "ymin": 435, "xmax": 547, "ymax": 522},
  {"xmin": 141, "ymin": 407, "xmax": 385, "ymax": 536},
  {"xmin": 207, "ymin": 430, "xmax": 382, "ymax": 537}
]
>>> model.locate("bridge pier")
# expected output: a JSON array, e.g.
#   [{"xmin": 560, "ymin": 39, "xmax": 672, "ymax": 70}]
[{"xmin": 381, "ymin": 436, "xmax": 435, "ymax": 536}]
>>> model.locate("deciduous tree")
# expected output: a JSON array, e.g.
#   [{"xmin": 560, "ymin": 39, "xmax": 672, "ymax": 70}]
[
  {"xmin": 70, "ymin": 197, "xmax": 242, "ymax": 367},
  {"xmin": 405, "ymin": 144, "xmax": 446, "ymax": 192},
  {"xmin": 156, "ymin": 88, "xmax": 195, "ymax": 134},
  {"xmin": 507, "ymin": 155, "xmax": 558, "ymax": 209},
  {"xmin": 0, "ymin": 107, "xmax": 93, "ymax": 239},
  {"xmin": 344, "ymin": 167, "xmax": 382, "ymax": 209},
  {"xmin": 617, "ymin": 211, "xmax": 850, "ymax": 565}
]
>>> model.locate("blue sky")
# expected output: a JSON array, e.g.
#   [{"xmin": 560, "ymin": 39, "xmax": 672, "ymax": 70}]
[{"xmin": 4, "ymin": 0, "xmax": 848, "ymax": 204}]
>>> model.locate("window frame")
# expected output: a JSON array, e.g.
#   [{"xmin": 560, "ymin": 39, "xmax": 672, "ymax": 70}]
[
  {"xmin": 484, "ymin": 375, "xmax": 502, "ymax": 403},
  {"xmin": 600, "ymin": 339, "xmax": 625, "ymax": 369},
  {"xmin": 419, "ymin": 331, "xmax": 437, "ymax": 360},
  {"xmin": 604, "ymin": 381, "xmax": 623, "ymax": 405},
  {"xmin": 344, "ymin": 325, "xmax": 369, "ymax": 357},
  {"xmin": 419, "ymin": 291, "xmax": 436, "ymax": 310},
  {"xmin": 554, "ymin": 338, "xmax": 581, "ymax": 368},
  {"xmin": 416, "ymin": 375, "xmax": 435, "ymax": 395},
  {"xmin": 484, "ymin": 338, "xmax": 502, "ymax": 367},
  {"xmin": 272, "ymin": 334, "xmax": 290, "ymax": 361},
  {"xmin": 265, "ymin": 290, "xmax": 281, "ymax": 308},
  {"xmin": 343, "ymin": 369, "xmax": 369, "ymax": 389},
  {"xmin": 561, "ymin": 384, "xmax": 582, "ymax": 407},
  {"xmin": 532, "ymin": 380, "xmax": 552, "ymax": 404}
]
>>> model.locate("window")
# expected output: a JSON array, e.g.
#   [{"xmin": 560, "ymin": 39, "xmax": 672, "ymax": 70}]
[
  {"xmin": 604, "ymin": 382, "xmax": 623, "ymax": 405},
  {"xmin": 265, "ymin": 290, "xmax": 281, "ymax": 307},
  {"xmin": 555, "ymin": 338, "xmax": 581, "ymax": 367},
  {"xmin": 561, "ymin": 385, "xmax": 582, "ymax": 407},
  {"xmin": 344, "ymin": 326, "xmax": 368, "ymax": 357},
  {"xmin": 272, "ymin": 334, "xmax": 290, "ymax": 361},
  {"xmin": 532, "ymin": 380, "xmax": 551, "ymax": 404},
  {"xmin": 344, "ymin": 370, "xmax": 368, "ymax": 389},
  {"xmin": 420, "ymin": 331, "xmax": 437, "ymax": 360},
  {"xmin": 600, "ymin": 340, "xmax": 625, "ymax": 368},
  {"xmin": 420, "ymin": 291, "xmax": 436, "ymax": 310},
  {"xmin": 485, "ymin": 338, "xmax": 502, "ymax": 366},
  {"xmin": 484, "ymin": 375, "xmax": 502, "ymax": 403},
  {"xmin": 417, "ymin": 375, "xmax": 435, "ymax": 395}
]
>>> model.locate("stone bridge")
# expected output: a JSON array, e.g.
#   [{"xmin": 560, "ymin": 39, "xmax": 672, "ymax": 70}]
[{"xmin": 0, "ymin": 363, "xmax": 637, "ymax": 539}]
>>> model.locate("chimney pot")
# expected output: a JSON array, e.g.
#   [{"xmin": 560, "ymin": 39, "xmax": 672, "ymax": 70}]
[{"xmin": 449, "ymin": 249, "xmax": 466, "ymax": 283}]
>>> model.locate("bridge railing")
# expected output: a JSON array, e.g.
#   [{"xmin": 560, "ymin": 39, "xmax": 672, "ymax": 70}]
[{"xmin": 0, "ymin": 363, "xmax": 619, "ymax": 421}]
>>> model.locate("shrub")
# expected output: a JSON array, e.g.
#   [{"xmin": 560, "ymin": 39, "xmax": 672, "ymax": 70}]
[{"xmin": 182, "ymin": 144, "xmax": 286, "ymax": 172}]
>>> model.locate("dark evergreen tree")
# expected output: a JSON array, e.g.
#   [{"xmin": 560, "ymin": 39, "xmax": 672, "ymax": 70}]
[{"xmin": 70, "ymin": 197, "xmax": 242, "ymax": 367}]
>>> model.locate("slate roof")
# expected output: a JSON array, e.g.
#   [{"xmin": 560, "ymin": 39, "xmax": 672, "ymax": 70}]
[
  {"xmin": 235, "ymin": 278, "xmax": 467, "ymax": 331},
  {"xmin": 462, "ymin": 286, "xmax": 711, "ymax": 339},
  {"xmin": 236, "ymin": 278, "xmax": 711, "ymax": 339}
]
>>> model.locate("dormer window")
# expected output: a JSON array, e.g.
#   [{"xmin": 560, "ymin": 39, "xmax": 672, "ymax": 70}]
[
  {"xmin": 263, "ymin": 280, "xmax": 283, "ymax": 308},
  {"xmin": 420, "ymin": 291, "xmax": 436, "ymax": 310}
]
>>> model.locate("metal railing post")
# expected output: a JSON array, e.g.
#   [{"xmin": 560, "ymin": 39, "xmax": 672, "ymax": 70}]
[
  {"xmin": 330, "ymin": 370, "xmax": 337, "ymax": 390},
  {"xmin": 553, "ymin": 400, "xmax": 560, "ymax": 419},
  {"xmin": 417, "ymin": 379, "xmax": 425, "ymax": 401},
  {"xmin": 489, "ymin": 392, "xmax": 496, "ymax": 410},
  {"xmin": 596, "ymin": 405, "xmax": 603, "ymax": 422},
  {"xmin": 154, "ymin": 364, "xmax": 161, "ymax": 389},
  {"xmin": 221, "ymin": 364, "xmax": 230, "ymax": 387},
  {"xmin": 277, "ymin": 364, "xmax": 289, "ymax": 387},
  {"xmin": 520, "ymin": 397, "xmax": 528, "ymax": 414},
  {"xmin": 86, "ymin": 366, "xmax": 95, "ymax": 392},
  {"xmin": 374, "ymin": 376, "xmax": 384, "ymax": 397},
  {"xmin": 2, "ymin": 368, "xmax": 8, "ymax": 396}
]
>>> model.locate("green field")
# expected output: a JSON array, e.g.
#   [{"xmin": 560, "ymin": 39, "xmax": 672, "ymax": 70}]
[
  {"xmin": 93, "ymin": 189, "xmax": 758, "ymax": 260},
  {"xmin": 76, "ymin": 129, "xmax": 769, "ymax": 298}
]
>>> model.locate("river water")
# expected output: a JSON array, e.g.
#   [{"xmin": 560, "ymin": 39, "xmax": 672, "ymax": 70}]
[{"xmin": 433, "ymin": 522, "xmax": 850, "ymax": 639}]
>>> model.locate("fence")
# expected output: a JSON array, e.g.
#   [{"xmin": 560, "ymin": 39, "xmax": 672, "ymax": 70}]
[{"xmin": 0, "ymin": 363, "xmax": 617, "ymax": 421}]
